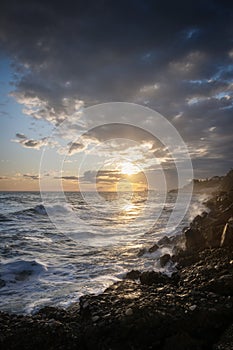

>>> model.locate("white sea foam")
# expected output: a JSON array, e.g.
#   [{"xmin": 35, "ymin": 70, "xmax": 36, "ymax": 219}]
[
  {"xmin": 0, "ymin": 191, "xmax": 202, "ymax": 314},
  {"xmin": 0, "ymin": 259, "xmax": 47, "ymax": 284},
  {"xmin": 188, "ymin": 194, "xmax": 210, "ymax": 221}
]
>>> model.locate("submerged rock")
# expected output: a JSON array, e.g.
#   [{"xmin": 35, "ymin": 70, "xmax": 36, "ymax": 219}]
[
  {"xmin": 157, "ymin": 236, "xmax": 171, "ymax": 246},
  {"xmin": 137, "ymin": 247, "xmax": 147, "ymax": 257},
  {"xmin": 148, "ymin": 243, "xmax": 159, "ymax": 253}
]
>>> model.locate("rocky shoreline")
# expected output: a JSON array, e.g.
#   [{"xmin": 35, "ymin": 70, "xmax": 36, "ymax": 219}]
[{"xmin": 1, "ymin": 170, "xmax": 233, "ymax": 350}]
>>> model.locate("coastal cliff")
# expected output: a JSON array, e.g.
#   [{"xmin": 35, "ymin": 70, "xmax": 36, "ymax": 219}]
[{"xmin": 1, "ymin": 170, "xmax": 233, "ymax": 350}]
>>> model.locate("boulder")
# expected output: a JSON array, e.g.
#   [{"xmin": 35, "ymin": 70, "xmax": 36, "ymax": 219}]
[
  {"xmin": 148, "ymin": 243, "xmax": 159, "ymax": 253},
  {"xmin": 125, "ymin": 270, "xmax": 141, "ymax": 280},
  {"xmin": 157, "ymin": 236, "xmax": 171, "ymax": 246},
  {"xmin": 204, "ymin": 224, "xmax": 224, "ymax": 248},
  {"xmin": 160, "ymin": 254, "xmax": 171, "ymax": 267},
  {"xmin": 184, "ymin": 228, "xmax": 206, "ymax": 251},
  {"xmin": 140, "ymin": 271, "xmax": 167, "ymax": 285}
]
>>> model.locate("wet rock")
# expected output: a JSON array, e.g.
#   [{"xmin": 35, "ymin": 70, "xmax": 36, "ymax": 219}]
[
  {"xmin": 191, "ymin": 214, "xmax": 204, "ymax": 228},
  {"xmin": 140, "ymin": 271, "xmax": 168, "ymax": 285},
  {"xmin": 148, "ymin": 243, "xmax": 159, "ymax": 253},
  {"xmin": 184, "ymin": 228, "xmax": 206, "ymax": 251},
  {"xmin": 137, "ymin": 247, "xmax": 147, "ymax": 257},
  {"xmin": 125, "ymin": 270, "xmax": 141, "ymax": 280},
  {"xmin": 204, "ymin": 224, "xmax": 224, "ymax": 248},
  {"xmin": 160, "ymin": 254, "xmax": 171, "ymax": 267},
  {"xmin": 157, "ymin": 236, "xmax": 171, "ymax": 246}
]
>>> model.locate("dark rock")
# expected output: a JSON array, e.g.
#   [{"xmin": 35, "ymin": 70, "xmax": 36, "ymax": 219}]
[
  {"xmin": 140, "ymin": 271, "xmax": 167, "ymax": 285},
  {"xmin": 125, "ymin": 270, "xmax": 141, "ymax": 280},
  {"xmin": 221, "ymin": 169, "xmax": 233, "ymax": 192},
  {"xmin": 148, "ymin": 243, "xmax": 159, "ymax": 253},
  {"xmin": 1, "ymin": 247, "xmax": 233, "ymax": 350},
  {"xmin": 157, "ymin": 236, "xmax": 171, "ymax": 246},
  {"xmin": 170, "ymin": 272, "xmax": 181, "ymax": 285},
  {"xmin": 160, "ymin": 254, "xmax": 171, "ymax": 267},
  {"xmin": 221, "ymin": 223, "xmax": 233, "ymax": 247},
  {"xmin": 191, "ymin": 214, "xmax": 204, "ymax": 228},
  {"xmin": 205, "ymin": 274, "xmax": 233, "ymax": 296},
  {"xmin": 204, "ymin": 224, "xmax": 224, "ymax": 248},
  {"xmin": 184, "ymin": 228, "xmax": 206, "ymax": 251},
  {"xmin": 137, "ymin": 247, "xmax": 147, "ymax": 257}
]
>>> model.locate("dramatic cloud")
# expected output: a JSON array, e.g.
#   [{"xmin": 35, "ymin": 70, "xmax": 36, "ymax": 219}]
[
  {"xmin": 1, "ymin": 0, "xmax": 233, "ymax": 176},
  {"xmin": 80, "ymin": 169, "xmax": 147, "ymax": 191}
]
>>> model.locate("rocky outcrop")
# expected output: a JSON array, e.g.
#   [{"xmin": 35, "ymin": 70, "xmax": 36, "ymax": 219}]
[
  {"xmin": 169, "ymin": 175, "xmax": 223, "ymax": 194},
  {"xmin": 159, "ymin": 253, "xmax": 171, "ymax": 267},
  {"xmin": 183, "ymin": 170, "xmax": 233, "ymax": 252}
]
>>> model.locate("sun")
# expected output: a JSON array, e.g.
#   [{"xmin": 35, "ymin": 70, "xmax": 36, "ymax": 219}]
[{"xmin": 120, "ymin": 162, "xmax": 139, "ymax": 176}]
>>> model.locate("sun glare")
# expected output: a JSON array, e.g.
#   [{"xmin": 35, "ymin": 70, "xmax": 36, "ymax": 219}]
[{"xmin": 120, "ymin": 162, "xmax": 139, "ymax": 176}]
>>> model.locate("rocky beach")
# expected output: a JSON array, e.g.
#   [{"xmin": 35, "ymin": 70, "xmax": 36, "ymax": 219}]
[{"xmin": 1, "ymin": 170, "xmax": 233, "ymax": 350}]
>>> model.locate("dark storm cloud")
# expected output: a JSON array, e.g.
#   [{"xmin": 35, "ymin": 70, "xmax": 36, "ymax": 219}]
[{"xmin": 1, "ymin": 0, "xmax": 233, "ymax": 176}]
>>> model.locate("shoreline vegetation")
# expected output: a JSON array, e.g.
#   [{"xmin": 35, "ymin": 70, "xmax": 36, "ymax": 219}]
[{"xmin": 1, "ymin": 170, "xmax": 233, "ymax": 349}]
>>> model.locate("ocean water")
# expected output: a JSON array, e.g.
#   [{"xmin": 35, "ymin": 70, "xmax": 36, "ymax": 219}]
[{"xmin": 0, "ymin": 191, "xmax": 206, "ymax": 314}]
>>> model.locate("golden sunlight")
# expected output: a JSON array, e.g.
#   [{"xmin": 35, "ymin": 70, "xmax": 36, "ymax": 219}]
[{"xmin": 120, "ymin": 162, "xmax": 139, "ymax": 176}]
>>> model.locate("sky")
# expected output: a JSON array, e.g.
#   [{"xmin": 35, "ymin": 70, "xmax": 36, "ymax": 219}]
[{"xmin": 0, "ymin": 0, "xmax": 233, "ymax": 191}]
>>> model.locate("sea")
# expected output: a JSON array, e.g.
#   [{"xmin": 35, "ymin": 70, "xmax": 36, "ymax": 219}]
[{"xmin": 0, "ymin": 191, "xmax": 207, "ymax": 314}]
